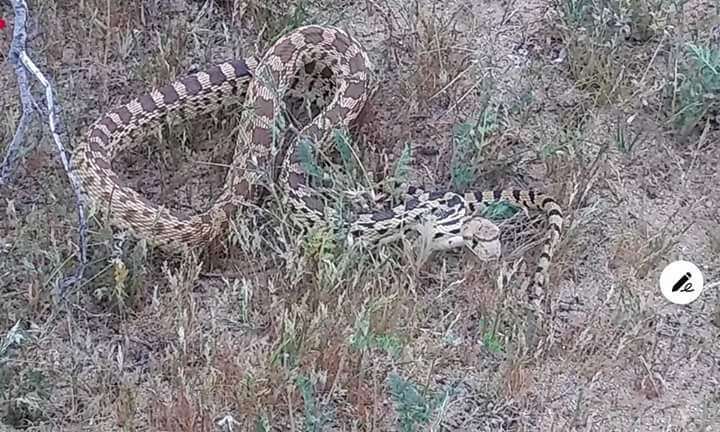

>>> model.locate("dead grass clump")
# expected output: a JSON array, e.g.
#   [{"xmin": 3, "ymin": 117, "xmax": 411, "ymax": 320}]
[
  {"xmin": 551, "ymin": 0, "xmax": 673, "ymax": 104},
  {"xmin": 401, "ymin": 4, "xmax": 472, "ymax": 108},
  {"xmin": 225, "ymin": 0, "xmax": 316, "ymax": 50}
]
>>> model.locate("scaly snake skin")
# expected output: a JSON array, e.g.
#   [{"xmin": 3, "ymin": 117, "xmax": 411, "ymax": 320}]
[{"xmin": 69, "ymin": 25, "xmax": 563, "ymax": 313}]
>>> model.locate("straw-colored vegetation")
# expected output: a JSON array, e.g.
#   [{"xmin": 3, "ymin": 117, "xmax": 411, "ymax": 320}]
[{"xmin": 1, "ymin": 0, "xmax": 719, "ymax": 430}]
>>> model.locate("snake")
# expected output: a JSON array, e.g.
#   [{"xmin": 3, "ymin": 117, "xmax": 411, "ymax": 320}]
[{"xmin": 69, "ymin": 25, "xmax": 563, "ymax": 312}]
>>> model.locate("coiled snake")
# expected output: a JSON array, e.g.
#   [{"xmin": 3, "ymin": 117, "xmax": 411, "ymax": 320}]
[{"xmin": 69, "ymin": 25, "xmax": 563, "ymax": 314}]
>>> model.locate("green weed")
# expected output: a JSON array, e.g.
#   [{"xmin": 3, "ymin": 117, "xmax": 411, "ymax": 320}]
[
  {"xmin": 296, "ymin": 374, "xmax": 328, "ymax": 432},
  {"xmin": 388, "ymin": 373, "xmax": 454, "ymax": 432},
  {"xmin": 349, "ymin": 300, "xmax": 404, "ymax": 359},
  {"xmin": 450, "ymin": 106, "xmax": 499, "ymax": 192},
  {"xmin": 671, "ymin": 43, "xmax": 720, "ymax": 134}
]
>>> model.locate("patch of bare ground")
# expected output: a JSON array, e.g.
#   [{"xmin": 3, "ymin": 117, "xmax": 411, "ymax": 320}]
[{"xmin": 1, "ymin": 0, "xmax": 719, "ymax": 430}]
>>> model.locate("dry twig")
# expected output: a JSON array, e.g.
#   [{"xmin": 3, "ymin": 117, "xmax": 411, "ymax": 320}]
[
  {"xmin": 0, "ymin": 0, "xmax": 34, "ymax": 184},
  {"xmin": 1, "ymin": 0, "xmax": 88, "ymax": 296}
]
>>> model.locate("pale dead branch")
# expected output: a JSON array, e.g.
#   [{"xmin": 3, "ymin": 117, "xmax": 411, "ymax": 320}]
[{"xmin": 2, "ymin": 0, "xmax": 88, "ymax": 296}]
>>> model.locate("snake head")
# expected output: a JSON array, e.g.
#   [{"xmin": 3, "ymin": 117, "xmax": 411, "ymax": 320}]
[{"xmin": 462, "ymin": 218, "xmax": 502, "ymax": 261}]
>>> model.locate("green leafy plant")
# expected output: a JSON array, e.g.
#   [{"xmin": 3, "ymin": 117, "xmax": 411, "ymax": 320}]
[
  {"xmin": 672, "ymin": 43, "xmax": 720, "ymax": 133},
  {"xmin": 349, "ymin": 302, "xmax": 404, "ymax": 359},
  {"xmin": 296, "ymin": 375, "xmax": 327, "ymax": 432},
  {"xmin": 388, "ymin": 373, "xmax": 453, "ymax": 432},
  {"xmin": 450, "ymin": 107, "xmax": 498, "ymax": 191}
]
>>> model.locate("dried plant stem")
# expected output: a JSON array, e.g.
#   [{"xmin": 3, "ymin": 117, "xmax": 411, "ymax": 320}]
[{"xmin": 2, "ymin": 0, "xmax": 89, "ymax": 296}]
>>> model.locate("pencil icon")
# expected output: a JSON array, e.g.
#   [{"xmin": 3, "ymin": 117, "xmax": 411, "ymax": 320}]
[{"xmin": 672, "ymin": 272, "xmax": 693, "ymax": 292}]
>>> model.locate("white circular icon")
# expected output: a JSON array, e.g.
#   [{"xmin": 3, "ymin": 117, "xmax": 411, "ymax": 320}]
[{"xmin": 659, "ymin": 260, "xmax": 704, "ymax": 305}]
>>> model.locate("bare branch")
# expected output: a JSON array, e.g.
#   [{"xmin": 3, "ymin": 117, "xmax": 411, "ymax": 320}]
[
  {"xmin": 2, "ymin": 0, "xmax": 89, "ymax": 296},
  {"xmin": 0, "ymin": 0, "xmax": 35, "ymax": 184}
]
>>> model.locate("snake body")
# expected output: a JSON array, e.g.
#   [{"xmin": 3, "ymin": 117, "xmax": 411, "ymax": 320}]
[{"xmin": 70, "ymin": 25, "xmax": 563, "ymax": 311}]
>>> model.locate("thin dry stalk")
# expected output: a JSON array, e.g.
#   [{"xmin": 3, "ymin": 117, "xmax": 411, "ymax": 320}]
[{"xmin": 2, "ymin": 0, "xmax": 89, "ymax": 296}]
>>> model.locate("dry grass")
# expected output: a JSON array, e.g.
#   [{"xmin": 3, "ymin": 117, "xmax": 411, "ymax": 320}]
[{"xmin": 2, "ymin": 0, "xmax": 720, "ymax": 430}]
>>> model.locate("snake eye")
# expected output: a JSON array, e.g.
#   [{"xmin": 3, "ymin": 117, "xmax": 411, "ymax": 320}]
[{"xmin": 347, "ymin": 229, "xmax": 363, "ymax": 242}]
